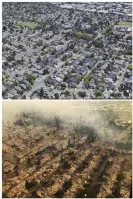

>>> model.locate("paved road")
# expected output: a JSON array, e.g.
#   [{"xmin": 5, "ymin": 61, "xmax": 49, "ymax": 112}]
[
  {"xmin": 115, "ymin": 64, "xmax": 127, "ymax": 88},
  {"xmin": 23, "ymin": 32, "xmax": 102, "ymax": 98},
  {"xmin": 23, "ymin": 66, "xmax": 60, "ymax": 98}
]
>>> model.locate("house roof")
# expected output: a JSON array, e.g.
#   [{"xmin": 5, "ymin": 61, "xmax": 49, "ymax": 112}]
[
  {"xmin": 106, "ymin": 77, "xmax": 113, "ymax": 83},
  {"xmin": 55, "ymin": 76, "xmax": 63, "ymax": 82},
  {"xmin": 70, "ymin": 77, "xmax": 78, "ymax": 83},
  {"xmin": 98, "ymin": 82, "xmax": 105, "ymax": 87}
]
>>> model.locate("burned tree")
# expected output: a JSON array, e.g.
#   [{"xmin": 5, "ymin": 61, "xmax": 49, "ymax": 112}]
[
  {"xmin": 60, "ymin": 156, "xmax": 70, "ymax": 169},
  {"xmin": 86, "ymin": 126, "xmax": 97, "ymax": 143},
  {"xmin": 25, "ymin": 180, "xmax": 37, "ymax": 190}
]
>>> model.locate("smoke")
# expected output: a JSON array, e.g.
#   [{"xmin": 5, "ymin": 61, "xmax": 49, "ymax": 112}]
[
  {"xmin": 2, "ymin": 101, "xmax": 105, "ymax": 131},
  {"xmin": 2, "ymin": 100, "xmax": 132, "ymax": 149}
]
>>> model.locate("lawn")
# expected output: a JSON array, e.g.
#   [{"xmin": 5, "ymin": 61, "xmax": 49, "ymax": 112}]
[
  {"xmin": 84, "ymin": 74, "xmax": 92, "ymax": 85},
  {"xmin": 18, "ymin": 21, "xmax": 38, "ymax": 30},
  {"xmin": 126, "ymin": 55, "xmax": 132, "ymax": 59},
  {"xmin": 127, "ymin": 65, "xmax": 132, "ymax": 70},
  {"xmin": 103, "ymin": 25, "xmax": 112, "ymax": 35},
  {"xmin": 72, "ymin": 31, "xmax": 93, "ymax": 40},
  {"xmin": 118, "ymin": 21, "xmax": 132, "ymax": 27}
]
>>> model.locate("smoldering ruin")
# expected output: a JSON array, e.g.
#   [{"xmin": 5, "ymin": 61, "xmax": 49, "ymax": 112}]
[{"xmin": 2, "ymin": 101, "xmax": 132, "ymax": 198}]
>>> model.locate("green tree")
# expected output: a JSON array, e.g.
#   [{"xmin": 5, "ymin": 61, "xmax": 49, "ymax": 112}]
[
  {"xmin": 54, "ymin": 93, "xmax": 59, "ymax": 99},
  {"xmin": 26, "ymin": 74, "xmax": 36, "ymax": 85},
  {"xmin": 91, "ymin": 52, "xmax": 95, "ymax": 58},
  {"xmin": 21, "ymin": 56, "xmax": 24, "ymax": 63},
  {"xmin": 95, "ymin": 90, "xmax": 102, "ymax": 97},
  {"xmin": 60, "ymin": 82, "xmax": 67, "ymax": 90},
  {"xmin": 39, "ymin": 87, "xmax": 44, "ymax": 98},
  {"xmin": 51, "ymin": 48, "xmax": 56, "ymax": 55},
  {"xmin": 26, "ymin": 84, "xmax": 32, "ymax": 91},
  {"xmin": 65, "ymin": 61, "xmax": 69, "ymax": 66},
  {"xmin": 62, "ymin": 54, "xmax": 67, "ymax": 62},
  {"xmin": 78, "ymin": 91, "xmax": 86, "ymax": 99},
  {"xmin": 43, "ymin": 68, "xmax": 49, "ymax": 75},
  {"xmin": 84, "ymin": 74, "xmax": 92, "ymax": 87},
  {"xmin": 61, "ymin": 90, "xmax": 71, "ymax": 96},
  {"xmin": 22, "ymin": 95, "xmax": 26, "ymax": 99},
  {"xmin": 36, "ymin": 56, "xmax": 41, "ymax": 63},
  {"xmin": 63, "ymin": 75, "xmax": 69, "ymax": 82},
  {"xmin": 127, "ymin": 65, "xmax": 132, "ymax": 70},
  {"xmin": 3, "ymin": 25, "xmax": 7, "ymax": 31},
  {"xmin": 2, "ymin": 77, "xmax": 5, "ymax": 83},
  {"xmin": 13, "ymin": 51, "xmax": 16, "ymax": 57}
]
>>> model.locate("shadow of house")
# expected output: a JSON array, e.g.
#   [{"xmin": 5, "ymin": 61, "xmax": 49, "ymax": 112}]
[{"xmin": 29, "ymin": 191, "xmax": 42, "ymax": 198}]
